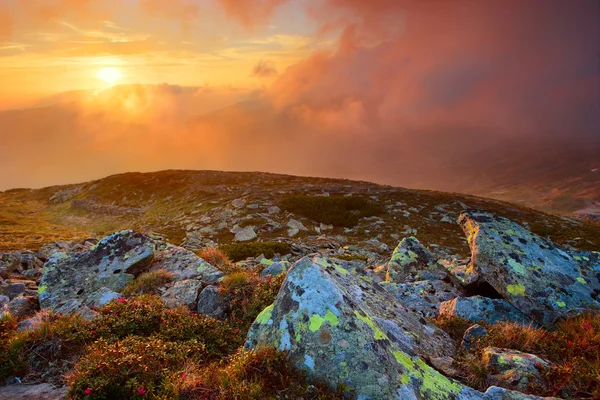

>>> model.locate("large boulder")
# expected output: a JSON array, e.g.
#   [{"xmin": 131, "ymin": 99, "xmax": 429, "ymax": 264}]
[
  {"xmin": 459, "ymin": 211, "xmax": 600, "ymax": 326},
  {"xmin": 151, "ymin": 242, "xmax": 223, "ymax": 283},
  {"xmin": 38, "ymin": 231, "xmax": 155, "ymax": 314},
  {"xmin": 440, "ymin": 296, "xmax": 533, "ymax": 325},
  {"xmin": 386, "ymin": 237, "xmax": 457, "ymax": 283},
  {"xmin": 197, "ymin": 285, "xmax": 228, "ymax": 319},
  {"xmin": 0, "ymin": 383, "xmax": 68, "ymax": 400},
  {"xmin": 245, "ymin": 256, "xmax": 482, "ymax": 400},
  {"xmin": 484, "ymin": 387, "xmax": 561, "ymax": 400}
]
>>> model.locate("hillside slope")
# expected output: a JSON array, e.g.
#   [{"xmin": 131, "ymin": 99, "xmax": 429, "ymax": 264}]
[{"xmin": 1, "ymin": 170, "xmax": 599, "ymax": 259}]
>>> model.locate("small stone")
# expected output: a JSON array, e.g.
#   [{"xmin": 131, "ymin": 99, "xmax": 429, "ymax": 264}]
[
  {"xmin": 232, "ymin": 198, "xmax": 246, "ymax": 208},
  {"xmin": 161, "ymin": 279, "xmax": 203, "ymax": 309},
  {"xmin": 287, "ymin": 219, "xmax": 308, "ymax": 231},
  {"xmin": 461, "ymin": 324, "xmax": 488, "ymax": 351},
  {"xmin": 260, "ymin": 262, "xmax": 289, "ymax": 279},
  {"xmin": 197, "ymin": 285, "xmax": 228, "ymax": 319},
  {"xmin": 235, "ymin": 226, "xmax": 257, "ymax": 242},
  {"xmin": 8, "ymin": 296, "xmax": 38, "ymax": 318},
  {"xmin": 268, "ymin": 206, "xmax": 281, "ymax": 215},
  {"xmin": 482, "ymin": 347, "xmax": 553, "ymax": 392}
]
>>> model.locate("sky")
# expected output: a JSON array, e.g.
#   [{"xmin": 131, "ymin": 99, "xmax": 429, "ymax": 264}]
[{"xmin": 0, "ymin": 0, "xmax": 599, "ymax": 191}]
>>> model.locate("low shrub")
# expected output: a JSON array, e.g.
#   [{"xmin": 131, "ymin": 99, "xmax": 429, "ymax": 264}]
[
  {"xmin": 67, "ymin": 336, "xmax": 196, "ymax": 400},
  {"xmin": 430, "ymin": 314, "xmax": 473, "ymax": 341},
  {"xmin": 181, "ymin": 347, "xmax": 344, "ymax": 399},
  {"xmin": 220, "ymin": 242, "xmax": 290, "ymax": 262},
  {"xmin": 196, "ymin": 248, "xmax": 232, "ymax": 271},
  {"xmin": 121, "ymin": 269, "xmax": 174, "ymax": 297},
  {"xmin": 280, "ymin": 195, "xmax": 383, "ymax": 227}
]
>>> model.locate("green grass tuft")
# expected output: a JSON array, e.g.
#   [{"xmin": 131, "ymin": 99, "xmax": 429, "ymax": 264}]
[{"xmin": 280, "ymin": 195, "xmax": 383, "ymax": 227}]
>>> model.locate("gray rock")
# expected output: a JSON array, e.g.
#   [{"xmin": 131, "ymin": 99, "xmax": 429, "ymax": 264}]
[
  {"xmin": 386, "ymin": 237, "xmax": 456, "ymax": 283},
  {"xmin": 161, "ymin": 279, "xmax": 202, "ymax": 309},
  {"xmin": 461, "ymin": 324, "xmax": 488, "ymax": 351},
  {"xmin": 287, "ymin": 228, "xmax": 300, "ymax": 237},
  {"xmin": 39, "ymin": 231, "xmax": 154, "ymax": 314},
  {"xmin": 245, "ymin": 256, "xmax": 482, "ymax": 399},
  {"xmin": 287, "ymin": 219, "xmax": 308, "ymax": 231},
  {"xmin": 440, "ymin": 296, "xmax": 533, "ymax": 325},
  {"xmin": 234, "ymin": 226, "xmax": 257, "ymax": 242},
  {"xmin": 484, "ymin": 386, "xmax": 561, "ymax": 400},
  {"xmin": 8, "ymin": 296, "xmax": 38, "ymax": 318},
  {"xmin": 197, "ymin": 285, "xmax": 228, "ymax": 319},
  {"xmin": 381, "ymin": 279, "xmax": 462, "ymax": 318},
  {"xmin": 86, "ymin": 287, "xmax": 121, "ymax": 308},
  {"xmin": 231, "ymin": 198, "xmax": 246, "ymax": 208},
  {"xmin": 0, "ymin": 383, "xmax": 68, "ymax": 400},
  {"xmin": 268, "ymin": 206, "xmax": 281, "ymax": 215},
  {"xmin": 259, "ymin": 262, "xmax": 289, "ymax": 279},
  {"xmin": 482, "ymin": 347, "xmax": 553, "ymax": 392},
  {"xmin": 151, "ymin": 242, "xmax": 223, "ymax": 283},
  {"xmin": 460, "ymin": 211, "xmax": 600, "ymax": 326}
]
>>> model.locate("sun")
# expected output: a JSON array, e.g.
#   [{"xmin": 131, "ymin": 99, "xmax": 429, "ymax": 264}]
[{"xmin": 97, "ymin": 67, "xmax": 122, "ymax": 85}]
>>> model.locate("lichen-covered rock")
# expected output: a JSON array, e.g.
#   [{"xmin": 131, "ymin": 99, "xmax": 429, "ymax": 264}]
[
  {"xmin": 160, "ymin": 279, "xmax": 202, "ymax": 309},
  {"xmin": 381, "ymin": 279, "xmax": 462, "ymax": 318},
  {"xmin": 197, "ymin": 285, "xmax": 228, "ymax": 319},
  {"xmin": 460, "ymin": 211, "xmax": 600, "ymax": 326},
  {"xmin": 483, "ymin": 386, "xmax": 561, "ymax": 400},
  {"xmin": 439, "ymin": 296, "xmax": 532, "ymax": 325},
  {"xmin": 260, "ymin": 261, "xmax": 290, "ymax": 279},
  {"xmin": 38, "ymin": 231, "xmax": 154, "ymax": 314},
  {"xmin": 151, "ymin": 242, "xmax": 223, "ymax": 283},
  {"xmin": 386, "ymin": 237, "xmax": 456, "ymax": 283},
  {"xmin": 461, "ymin": 324, "xmax": 488, "ymax": 351},
  {"xmin": 245, "ymin": 256, "xmax": 482, "ymax": 400},
  {"xmin": 482, "ymin": 348, "xmax": 553, "ymax": 392}
]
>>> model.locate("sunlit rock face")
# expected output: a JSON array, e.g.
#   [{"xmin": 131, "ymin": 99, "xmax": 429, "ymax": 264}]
[
  {"xmin": 460, "ymin": 211, "xmax": 600, "ymax": 326},
  {"xmin": 245, "ymin": 256, "xmax": 483, "ymax": 400}
]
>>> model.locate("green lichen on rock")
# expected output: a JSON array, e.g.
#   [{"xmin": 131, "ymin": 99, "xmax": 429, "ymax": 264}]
[
  {"xmin": 245, "ymin": 256, "xmax": 481, "ymax": 399},
  {"xmin": 459, "ymin": 211, "xmax": 600, "ymax": 326},
  {"xmin": 39, "ymin": 231, "xmax": 155, "ymax": 314},
  {"xmin": 386, "ymin": 237, "xmax": 457, "ymax": 284}
]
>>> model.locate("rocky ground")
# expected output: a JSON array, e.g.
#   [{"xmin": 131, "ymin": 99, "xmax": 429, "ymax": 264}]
[{"xmin": 1, "ymin": 171, "xmax": 600, "ymax": 399}]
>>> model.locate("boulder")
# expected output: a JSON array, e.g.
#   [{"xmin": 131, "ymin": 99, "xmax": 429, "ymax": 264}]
[
  {"xmin": 231, "ymin": 198, "xmax": 246, "ymax": 208},
  {"xmin": 197, "ymin": 285, "xmax": 228, "ymax": 319},
  {"xmin": 245, "ymin": 256, "xmax": 482, "ymax": 399},
  {"xmin": 161, "ymin": 279, "xmax": 203, "ymax": 309},
  {"xmin": 459, "ymin": 211, "xmax": 600, "ymax": 326},
  {"xmin": 381, "ymin": 279, "xmax": 462, "ymax": 318},
  {"xmin": 151, "ymin": 242, "xmax": 223, "ymax": 283},
  {"xmin": 38, "ymin": 231, "xmax": 154, "ymax": 314},
  {"xmin": 234, "ymin": 226, "xmax": 257, "ymax": 242},
  {"xmin": 440, "ymin": 296, "xmax": 533, "ymax": 325},
  {"xmin": 386, "ymin": 237, "xmax": 456, "ymax": 283},
  {"xmin": 482, "ymin": 347, "xmax": 552, "ymax": 392}
]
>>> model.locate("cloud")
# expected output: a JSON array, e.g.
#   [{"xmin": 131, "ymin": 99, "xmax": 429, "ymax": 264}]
[
  {"xmin": 251, "ymin": 59, "xmax": 277, "ymax": 78},
  {"xmin": 217, "ymin": 0, "xmax": 287, "ymax": 28}
]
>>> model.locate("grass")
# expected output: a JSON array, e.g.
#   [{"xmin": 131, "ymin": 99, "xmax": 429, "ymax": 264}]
[
  {"xmin": 121, "ymin": 270, "xmax": 174, "ymax": 297},
  {"xmin": 195, "ymin": 248, "xmax": 236, "ymax": 274},
  {"xmin": 280, "ymin": 195, "xmax": 383, "ymax": 228},
  {"xmin": 219, "ymin": 242, "xmax": 290, "ymax": 262},
  {"xmin": 433, "ymin": 313, "xmax": 600, "ymax": 399},
  {"xmin": 334, "ymin": 254, "xmax": 368, "ymax": 262}
]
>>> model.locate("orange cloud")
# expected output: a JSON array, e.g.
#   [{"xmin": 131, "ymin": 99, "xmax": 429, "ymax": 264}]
[
  {"xmin": 217, "ymin": 0, "xmax": 287, "ymax": 27},
  {"xmin": 251, "ymin": 59, "xmax": 277, "ymax": 78}
]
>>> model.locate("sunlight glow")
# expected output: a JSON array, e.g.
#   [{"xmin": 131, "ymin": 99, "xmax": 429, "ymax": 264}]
[{"xmin": 97, "ymin": 68, "xmax": 122, "ymax": 85}]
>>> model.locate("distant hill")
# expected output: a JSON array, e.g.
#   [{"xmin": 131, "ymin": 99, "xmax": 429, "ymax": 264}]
[{"xmin": 1, "ymin": 170, "xmax": 599, "ymax": 258}]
